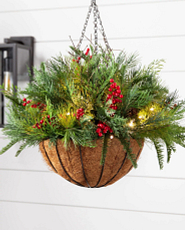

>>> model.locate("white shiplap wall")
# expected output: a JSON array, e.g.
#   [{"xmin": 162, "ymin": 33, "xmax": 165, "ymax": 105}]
[{"xmin": 0, "ymin": 1, "xmax": 185, "ymax": 229}]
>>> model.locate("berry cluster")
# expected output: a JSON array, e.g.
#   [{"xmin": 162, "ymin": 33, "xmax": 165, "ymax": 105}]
[
  {"xmin": 96, "ymin": 121, "xmax": 113, "ymax": 137},
  {"xmin": 33, "ymin": 115, "xmax": 56, "ymax": 129},
  {"xmin": 171, "ymin": 103, "xmax": 177, "ymax": 110},
  {"xmin": 22, "ymin": 98, "xmax": 46, "ymax": 110},
  {"xmin": 22, "ymin": 98, "xmax": 32, "ymax": 106},
  {"xmin": 31, "ymin": 102, "xmax": 46, "ymax": 110},
  {"xmin": 76, "ymin": 108, "xmax": 84, "ymax": 120},
  {"xmin": 106, "ymin": 79, "xmax": 123, "ymax": 111}
]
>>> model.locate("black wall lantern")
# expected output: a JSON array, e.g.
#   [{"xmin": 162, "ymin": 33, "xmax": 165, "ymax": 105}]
[{"xmin": 0, "ymin": 36, "xmax": 34, "ymax": 127}]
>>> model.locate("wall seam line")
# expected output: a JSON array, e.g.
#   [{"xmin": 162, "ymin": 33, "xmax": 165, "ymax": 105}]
[
  {"xmin": 0, "ymin": 0, "xmax": 184, "ymax": 14},
  {"xmin": 0, "ymin": 168, "xmax": 185, "ymax": 180},
  {"xmin": 0, "ymin": 199, "xmax": 185, "ymax": 216}
]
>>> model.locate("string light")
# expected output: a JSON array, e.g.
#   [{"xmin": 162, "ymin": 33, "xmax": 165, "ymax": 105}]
[
  {"xmin": 139, "ymin": 115, "xmax": 143, "ymax": 119},
  {"xmin": 150, "ymin": 107, "xmax": 154, "ymax": 111},
  {"xmin": 66, "ymin": 112, "xmax": 70, "ymax": 115},
  {"xmin": 110, "ymin": 135, "xmax": 114, "ymax": 139},
  {"xmin": 128, "ymin": 120, "xmax": 135, "ymax": 128}
]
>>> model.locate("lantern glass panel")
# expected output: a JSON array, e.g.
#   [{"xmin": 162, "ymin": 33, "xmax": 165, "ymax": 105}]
[
  {"xmin": 17, "ymin": 48, "xmax": 30, "ymax": 89},
  {"xmin": 0, "ymin": 50, "xmax": 3, "ymax": 125}
]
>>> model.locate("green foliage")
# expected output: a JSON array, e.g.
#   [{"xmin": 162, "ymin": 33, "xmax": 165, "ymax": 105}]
[
  {"xmin": 100, "ymin": 134, "xmax": 109, "ymax": 165},
  {"xmin": 1, "ymin": 46, "xmax": 185, "ymax": 169}
]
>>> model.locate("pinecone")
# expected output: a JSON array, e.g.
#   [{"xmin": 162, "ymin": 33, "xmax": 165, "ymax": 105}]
[{"xmin": 127, "ymin": 108, "xmax": 138, "ymax": 117}]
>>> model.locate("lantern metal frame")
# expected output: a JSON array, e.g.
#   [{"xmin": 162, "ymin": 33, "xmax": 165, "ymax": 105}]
[{"xmin": 0, "ymin": 36, "xmax": 34, "ymax": 127}]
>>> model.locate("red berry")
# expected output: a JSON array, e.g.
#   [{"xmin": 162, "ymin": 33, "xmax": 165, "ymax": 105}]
[
  {"xmin": 109, "ymin": 129, "xmax": 113, "ymax": 133},
  {"xmin": 77, "ymin": 56, "xmax": 81, "ymax": 61},
  {"xmin": 98, "ymin": 132, "xmax": 103, "ymax": 137},
  {"xmin": 27, "ymin": 100, "xmax": 31, "ymax": 104},
  {"xmin": 78, "ymin": 108, "xmax": 84, "ymax": 113},
  {"xmin": 116, "ymin": 90, "xmax": 121, "ymax": 94},
  {"xmin": 96, "ymin": 128, "xmax": 102, "ymax": 133},
  {"xmin": 23, "ymin": 103, "xmax": 27, "ymax": 106},
  {"xmin": 33, "ymin": 126, "xmax": 36, "ymax": 128},
  {"xmin": 110, "ymin": 79, "xmax": 114, "ymax": 83},
  {"xmin": 72, "ymin": 59, "xmax": 75, "ymax": 62},
  {"xmin": 115, "ymin": 93, "xmax": 119, "ymax": 97},
  {"xmin": 47, "ymin": 115, "xmax": 50, "ymax": 119},
  {"xmin": 112, "ymin": 99, "xmax": 116, "ymax": 104},
  {"xmin": 40, "ymin": 120, "xmax": 44, "ymax": 124},
  {"xmin": 174, "ymin": 104, "xmax": 177, "ymax": 107},
  {"xmin": 23, "ymin": 98, "xmax": 27, "ymax": 102},
  {"xmin": 49, "ymin": 122, "xmax": 51, "ymax": 125},
  {"xmin": 103, "ymin": 129, "xmax": 108, "ymax": 134},
  {"xmin": 107, "ymin": 94, "xmax": 112, "ymax": 99},
  {"xmin": 119, "ymin": 94, "xmax": 123, "ymax": 98},
  {"xmin": 112, "ymin": 92, "xmax": 115, "ymax": 96},
  {"xmin": 108, "ymin": 88, "xmax": 112, "ymax": 92},
  {"xmin": 98, "ymin": 124, "xmax": 104, "ymax": 129},
  {"xmin": 90, "ymin": 55, "xmax": 92, "ymax": 59},
  {"xmin": 113, "ymin": 83, "xmax": 117, "ymax": 88},
  {"xmin": 51, "ymin": 117, "xmax": 55, "ymax": 120},
  {"xmin": 117, "ymin": 86, "xmax": 120, "ymax": 90},
  {"xmin": 85, "ymin": 48, "xmax": 90, "ymax": 55}
]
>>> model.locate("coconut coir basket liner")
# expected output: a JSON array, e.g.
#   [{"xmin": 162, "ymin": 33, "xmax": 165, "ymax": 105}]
[{"xmin": 39, "ymin": 138, "xmax": 144, "ymax": 188}]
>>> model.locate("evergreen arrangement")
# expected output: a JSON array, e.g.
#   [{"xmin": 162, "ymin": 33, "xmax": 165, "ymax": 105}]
[{"xmin": 1, "ymin": 46, "xmax": 185, "ymax": 169}]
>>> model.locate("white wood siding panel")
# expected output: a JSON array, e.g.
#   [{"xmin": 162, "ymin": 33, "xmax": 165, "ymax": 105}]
[
  {"xmin": 0, "ymin": 2, "xmax": 185, "ymax": 43},
  {"xmin": 0, "ymin": 0, "xmax": 181, "ymax": 12},
  {"xmin": 1, "ymin": 201, "xmax": 185, "ymax": 230},
  {"xmin": 32, "ymin": 37, "xmax": 185, "ymax": 72},
  {"xmin": 1, "ymin": 170, "xmax": 185, "ymax": 215}
]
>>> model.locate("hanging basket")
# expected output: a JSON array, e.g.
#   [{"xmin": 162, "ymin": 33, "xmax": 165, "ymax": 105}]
[{"xmin": 39, "ymin": 138, "xmax": 144, "ymax": 188}]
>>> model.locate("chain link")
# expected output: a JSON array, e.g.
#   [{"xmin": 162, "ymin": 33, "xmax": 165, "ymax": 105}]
[
  {"xmin": 77, "ymin": 0, "xmax": 111, "ymax": 52},
  {"xmin": 77, "ymin": 2, "xmax": 93, "ymax": 49},
  {"xmin": 93, "ymin": 1, "xmax": 98, "ymax": 52},
  {"xmin": 95, "ymin": 6, "xmax": 111, "ymax": 51}
]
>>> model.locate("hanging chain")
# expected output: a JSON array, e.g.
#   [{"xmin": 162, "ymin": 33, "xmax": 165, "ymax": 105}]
[
  {"xmin": 95, "ymin": 6, "xmax": 111, "ymax": 51},
  {"xmin": 93, "ymin": 0, "xmax": 98, "ymax": 52},
  {"xmin": 77, "ymin": 0, "xmax": 111, "ymax": 52},
  {"xmin": 77, "ymin": 2, "xmax": 93, "ymax": 49}
]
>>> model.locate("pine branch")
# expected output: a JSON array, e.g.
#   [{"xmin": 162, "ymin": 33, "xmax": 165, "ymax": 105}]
[
  {"xmin": 100, "ymin": 134, "xmax": 109, "ymax": 165},
  {"xmin": 0, "ymin": 139, "xmax": 18, "ymax": 155},
  {"xmin": 119, "ymin": 137, "xmax": 137, "ymax": 168},
  {"xmin": 153, "ymin": 139, "xmax": 164, "ymax": 170},
  {"xmin": 15, "ymin": 142, "xmax": 28, "ymax": 157}
]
